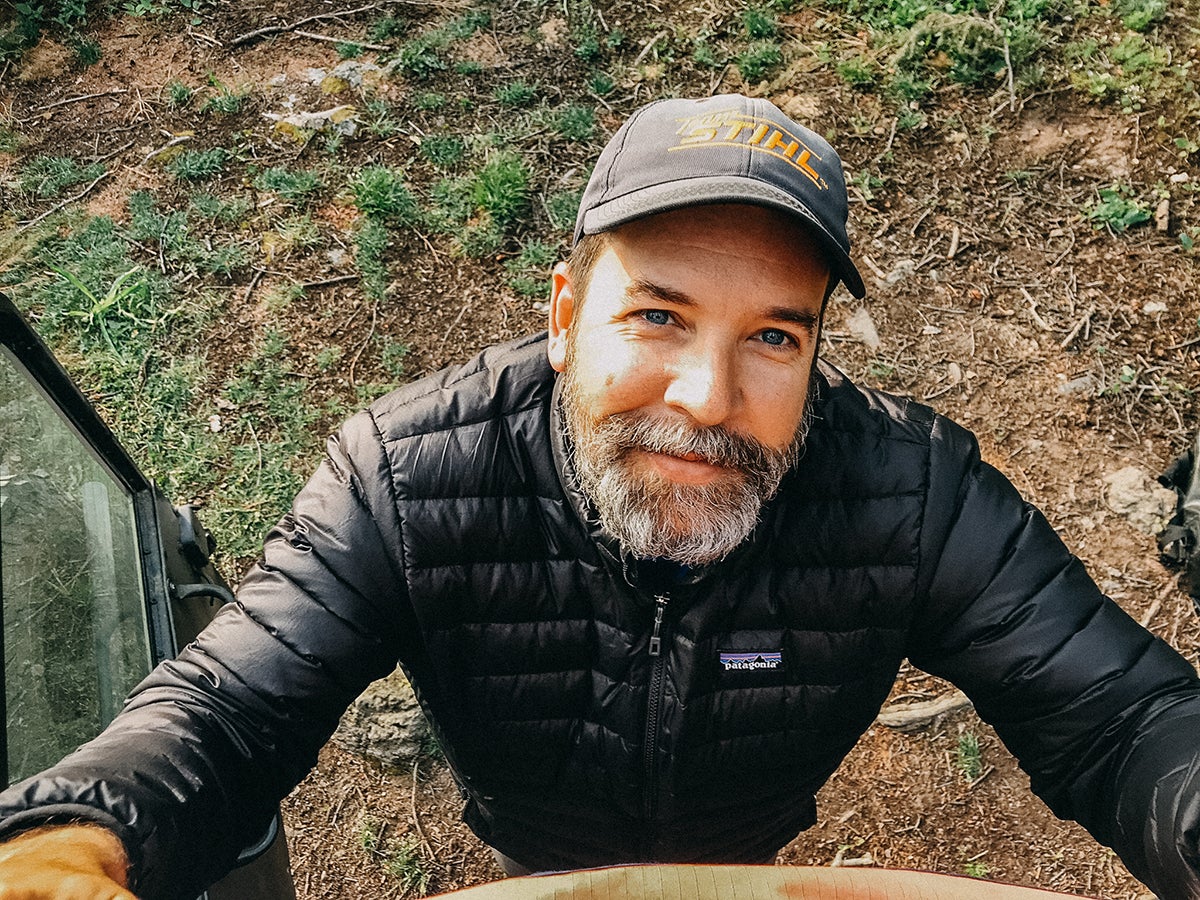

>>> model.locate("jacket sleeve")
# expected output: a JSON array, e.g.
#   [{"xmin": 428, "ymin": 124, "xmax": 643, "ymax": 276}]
[
  {"xmin": 909, "ymin": 415, "xmax": 1200, "ymax": 899},
  {"xmin": 0, "ymin": 408, "xmax": 414, "ymax": 900}
]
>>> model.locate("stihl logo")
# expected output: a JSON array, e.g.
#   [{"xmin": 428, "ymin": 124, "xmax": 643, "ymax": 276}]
[{"xmin": 670, "ymin": 110, "xmax": 825, "ymax": 188}]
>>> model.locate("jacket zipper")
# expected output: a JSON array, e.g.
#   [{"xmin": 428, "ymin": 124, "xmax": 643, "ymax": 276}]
[{"xmin": 642, "ymin": 593, "xmax": 670, "ymax": 842}]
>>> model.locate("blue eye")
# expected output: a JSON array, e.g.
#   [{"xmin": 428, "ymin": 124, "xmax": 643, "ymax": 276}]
[
  {"xmin": 642, "ymin": 310, "xmax": 671, "ymax": 325},
  {"xmin": 760, "ymin": 329, "xmax": 790, "ymax": 346}
]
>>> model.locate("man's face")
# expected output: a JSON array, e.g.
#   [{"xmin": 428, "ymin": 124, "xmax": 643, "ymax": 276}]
[{"xmin": 548, "ymin": 204, "xmax": 829, "ymax": 566}]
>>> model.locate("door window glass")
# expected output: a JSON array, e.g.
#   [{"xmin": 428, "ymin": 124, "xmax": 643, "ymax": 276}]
[{"xmin": 0, "ymin": 345, "xmax": 152, "ymax": 783}]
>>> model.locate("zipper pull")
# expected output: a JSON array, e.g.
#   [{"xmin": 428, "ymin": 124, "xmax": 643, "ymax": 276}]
[{"xmin": 649, "ymin": 594, "xmax": 668, "ymax": 657}]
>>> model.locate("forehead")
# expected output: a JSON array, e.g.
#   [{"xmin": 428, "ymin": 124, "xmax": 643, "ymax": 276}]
[{"xmin": 598, "ymin": 204, "xmax": 830, "ymax": 296}]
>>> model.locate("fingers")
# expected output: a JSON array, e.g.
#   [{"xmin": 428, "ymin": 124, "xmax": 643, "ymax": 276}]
[{"xmin": 0, "ymin": 824, "xmax": 134, "ymax": 899}]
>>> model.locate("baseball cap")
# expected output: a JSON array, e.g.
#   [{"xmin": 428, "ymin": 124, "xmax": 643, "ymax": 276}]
[{"xmin": 574, "ymin": 94, "xmax": 865, "ymax": 299}]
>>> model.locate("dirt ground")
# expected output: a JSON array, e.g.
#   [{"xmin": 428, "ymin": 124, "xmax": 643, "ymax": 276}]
[{"xmin": 2, "ymin": 0, "xmax": 1199, "ymax": 897}]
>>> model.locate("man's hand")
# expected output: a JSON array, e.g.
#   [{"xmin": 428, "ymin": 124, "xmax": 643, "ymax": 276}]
[{"xmin": 0, "ymin": 824, "xmax": 135, "ymax": 899}]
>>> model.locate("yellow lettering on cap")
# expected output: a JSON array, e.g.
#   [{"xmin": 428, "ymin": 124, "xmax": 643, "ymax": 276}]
[
  {"xmin": 679, "ymin": 124, "xmax": 720, "ymax": 144},
  {"xmin": 763, "ymin": 130, "xmax": 800, "ymax": 159},
  {"xmin": 724, "ymin": 122, "xmax": 753, "ymax": 141},
  {"xmin": 748, "ymin": 123, "xmax": 770, "ymax": 145},
  {"xmin": 795, "ymin": 149, "xmax": 820, "ymax": 185}
]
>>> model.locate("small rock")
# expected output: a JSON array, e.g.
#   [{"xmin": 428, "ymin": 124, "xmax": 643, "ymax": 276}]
[
  {"xmin": 207, "ymin": 414, "xmax": 222, "ymax": 433},
  {"xmin": 947, "ymin": 361, "xmax": 963, "ymax": 385},
  {"xmin": 538, "ymin": 17, "xmax": 569, "ymax": 48},
  {"xmin": 1057, "ymin": 372, "xmax": 1099, "ymax": 396},
  {"xmin": 1155, "ymin": 196, "xmax": 1170, "ymax": 233},
  {"xmin": 846, "ymin": 307, "xmax": 882, "ymax": 350},
  {"xmin": 886, "ymin": 259, "xmax": 915, "ymax": 285},
  {"xmin": 268, "ymin": 73, "xmax": 287, "ymax": 87},
  {"xmin": 1103, "ymin": 466, "xmax": 1178, "ymax": 536},
  {"xmin": 332, "ymin": 667, "xmax": 430, "ymax": 768},
  {"xmin": 1170, "ymin": 173, "xmax": 1190, "ymax": 184},
  {"xmin": 1143, "ymin": 301, "xmax": 1168, "ymax": 315},
  {"xmin": 921, "ymin": 324, "xmax": 942, "ymax": 335},
  {"xmin": 329, "ymin": 60, "xmax": 385, "ymax": 89},
  {"xmin": 266, "ymin": 105, "xmax": 359, "ymax": 141}
]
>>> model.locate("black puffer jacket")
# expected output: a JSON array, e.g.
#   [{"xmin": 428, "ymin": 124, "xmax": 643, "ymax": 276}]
[{"xmin": 2, "ymin": 333, "xmax": 1200, "ymax": 899}]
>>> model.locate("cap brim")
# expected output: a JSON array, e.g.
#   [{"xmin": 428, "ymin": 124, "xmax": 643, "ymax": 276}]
[{"xmin": 577, "ymin": 175, "xmax": 866, "ymax": 299}]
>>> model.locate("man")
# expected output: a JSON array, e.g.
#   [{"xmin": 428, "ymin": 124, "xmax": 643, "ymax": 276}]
[{"xmin": 1, "ymin": 94, "xmax": 1200, "ymax": 900}]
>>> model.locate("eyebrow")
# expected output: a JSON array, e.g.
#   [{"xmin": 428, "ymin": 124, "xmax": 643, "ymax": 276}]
[{"xmin": 626, "ymin": 279, "xmax": 821, "ymax": 332}]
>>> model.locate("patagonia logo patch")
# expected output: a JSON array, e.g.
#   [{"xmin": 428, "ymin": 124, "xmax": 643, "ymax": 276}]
[{"xmin": 719, "ymin": 651, "xmax": 783, "ymax": 672}]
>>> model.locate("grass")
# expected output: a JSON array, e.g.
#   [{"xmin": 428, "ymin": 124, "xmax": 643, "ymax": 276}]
[
  {"xmin": 351, "ymin": 166, "xmax": 419, "ymax": 224},
  {"xmin": 505, "ymin": 239, "xmax": 557, "ymax": 297},
  {"xmin": 386, "ymin": 838, "xmax": 431, "ymax": 893},
  {"xmin": 253, "ymin": 167, "xmax": 322, "ymax": 202},
  {"xmin": 19, "ymin": 156, "xmax": 105, "ymax": 198},
  {"xmin": 742, "ymin": 7, "xmax": 778, "ymax": 38},
  {"xmin": 472, "ymin": 152, "xmax": 530, "ymax": 230},
  {"xmin": 166, "ymin": 148, "xmax": 228, "ymax": 181},
  {"xmin": 356, "ymin": 813, "xmax": 431, "ymax": 892},
  {"xmin": 496, "ymin": 81, "xmax": 537, "ymax": 106},
  {"xmin": 963, "ymin": 860, "xmax": 990, "ymax": 879},
  {"xmin": 364, "ymin": 99, "xmax": 402, "ymax": 138},
  {"xmin": 737, "ymin": 41, "xmax": 783, "ymax": 82},
  {"xmin": 200, "ymin": 80, "xmax": 249, "ymax": 115},
  {"xmin": 370, "ymin": 15, "xmax": 408, "ymax": 42},
  {"xmin": 955, "ymin": 732, "xmax": 982, "ymax": 781},
  {"xmin": 165, "ymin": 80, "xmax": 194, "ymax": 108},
  {"xmin": 414, "ymin": 91, "xmax": 447, "ymax": 111},
  {"xmin": 419, "ymin": 135, "xmax": 466, "ymax": 169},
  {"xmin": 556, "ymin": 104, "xmax": 596, "ymax": 141},
  {"xmin": 355, "ymin": 218, "xmax": 392, "ymax": 301}
]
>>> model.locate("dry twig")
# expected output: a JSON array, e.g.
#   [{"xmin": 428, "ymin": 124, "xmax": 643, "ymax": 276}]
[
  {"xmin": 15, "ymin": 172, "xmax": 110, "ymax": 235},
  {"xmin": 229, "ymin": 3, "xmax": 389, "ymax": 48},
  {"xmin": 302, "ymin": 273, "xmax": 360, "ymax": 289},
  {"xmin": 1060, "ymin": 304, "xmax": 1095, "ymax": 349},
  {"xmin": 410, "ymin": 759, "xmax": 439, "ymax": 863},
  {"xmin": 35, "ymin": 90, "xmax": 127, "ymax": 112}
]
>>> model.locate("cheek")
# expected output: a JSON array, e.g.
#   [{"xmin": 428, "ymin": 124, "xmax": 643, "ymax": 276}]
[
  {"xmin": 577, "ymin": 352, "xmax": 663, "ymax": 416},
  {"xmin": 743, "ymin": 367, "xmax": 811, "ymax": 447}
]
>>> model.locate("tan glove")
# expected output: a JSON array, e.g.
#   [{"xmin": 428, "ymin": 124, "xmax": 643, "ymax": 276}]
[{"xmin": 0, "ymin": 823, "xmax": 135, "ymax": 899}]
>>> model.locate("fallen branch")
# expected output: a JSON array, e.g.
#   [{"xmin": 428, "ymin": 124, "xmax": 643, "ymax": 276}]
[
  {"xmin": 301, "ymin": 273, "xmax": 360, "ymax": 289},
  {"xmin": 35, "ymin": 89, "xmax": 127, "ymax": 112},
  {"xmin": 244, "ymin": 267, "xmax": 267, "ymax": 304},
  {"xmin": 968, "ymin": 763, "xmax": 996, "ymax": 790},
  {"xmin": 632, "ymin": 29, "xmax": 669, "ymax": 67},
  {"xmin": 15, "ymin": 171, "xmax": 110, "ymax": 235},
  {"xmin": 1060, "ymin": 304, "xmax": 1095, "ymax": 349},
  {"xmin": 831, "ymin": 849, "xmax": 875, "ymax": 868},
  {"xmin": 228, "ymin": 3, "xmax": 387, "ymax": 48},
  {"xmin": 876, "ymin": 690, "xmax": 973, "ymax": 732},
  {"xmin": 92, "ymin": 140, "xmax": 136, "ymax": 164},
  {"xmin": 410, "ymin": 759, "xmax": 439, "ymax": 864}
]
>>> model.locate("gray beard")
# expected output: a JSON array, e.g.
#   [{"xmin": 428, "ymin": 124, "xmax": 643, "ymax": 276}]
[{"xmin": 560, "ymin": 364, "xmax": 811, "ymax": 567}]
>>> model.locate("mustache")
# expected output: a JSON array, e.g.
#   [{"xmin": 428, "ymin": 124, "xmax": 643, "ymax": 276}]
[{"xmin": 588, "ymin": 413, "xmax": 792, "ymax": 472}]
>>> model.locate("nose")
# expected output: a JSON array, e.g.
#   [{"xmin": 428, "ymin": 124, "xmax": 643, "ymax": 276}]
[{"xmin": 662, "ymin": 343, "xmax": 737, "ymax": 427}]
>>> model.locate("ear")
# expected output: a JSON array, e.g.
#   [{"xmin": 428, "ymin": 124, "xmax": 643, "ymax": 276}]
[{"xmin": 547, "ymin": 261, "xmax": 575, "ymax": 373}]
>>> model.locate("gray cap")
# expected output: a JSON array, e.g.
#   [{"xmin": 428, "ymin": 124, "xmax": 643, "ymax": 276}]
[{"xmin": 574, "ymin": 94, "xmax": 865, "ymax": 299}]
